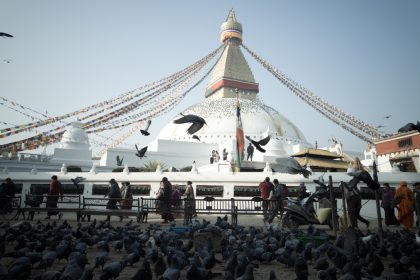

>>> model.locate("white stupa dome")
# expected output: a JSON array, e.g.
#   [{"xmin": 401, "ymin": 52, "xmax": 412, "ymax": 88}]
[
  {"xmin": 60, "ymin": 121, "xmax": 90, "ymax": 150},
  {"xmin": 156, "ymin": 98, "xmax": 309, "ymax": 157}
]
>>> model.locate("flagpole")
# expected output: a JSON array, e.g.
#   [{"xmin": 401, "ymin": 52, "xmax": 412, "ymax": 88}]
[{"xmin": 235, "ymin": 88, "xmax": 244, "ymax": 172}]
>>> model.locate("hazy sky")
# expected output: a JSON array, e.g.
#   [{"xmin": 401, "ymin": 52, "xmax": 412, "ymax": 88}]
[{"xmin": 1, "ymin": 0, "xmax": 419, "ymax": 156}]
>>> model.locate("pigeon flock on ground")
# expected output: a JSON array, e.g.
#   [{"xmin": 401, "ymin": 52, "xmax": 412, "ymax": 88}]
[{"xmin": 1, "ymin": 216, "xmax": 420, "ymax": 280}]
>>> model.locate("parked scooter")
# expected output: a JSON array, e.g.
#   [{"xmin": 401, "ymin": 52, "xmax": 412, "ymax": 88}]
[{"xmin": 282, "ymin": 178, "xmax": 338, "ymax": 229}]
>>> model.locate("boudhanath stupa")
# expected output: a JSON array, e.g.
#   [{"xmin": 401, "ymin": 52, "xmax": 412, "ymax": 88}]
[{"xmin": 100, "ymin": 10, "xmax": 312, "ymax": 170}]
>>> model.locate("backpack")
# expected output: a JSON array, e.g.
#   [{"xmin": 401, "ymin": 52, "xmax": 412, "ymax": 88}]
[{"xmin": 273, "ymin": 184, "xmax": 283, "ymax": 200}]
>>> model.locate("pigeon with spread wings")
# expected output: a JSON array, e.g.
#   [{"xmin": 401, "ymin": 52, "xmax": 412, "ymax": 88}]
[
  {"xmin": 173, "ymin": 113, "xmax": 206, "ymax": 135},
  {"xmin": 245, "ymin": 135, "xmax": 271, "ymax": 153},
  {"xmin": 140, "ymin": 120, "xmax": 152, "ymax": 136},
  {"xmin": 116, "ymin": 155, "xmax": 124, "ymax": 166},
  {"xmin": 71, "ymin": 176, "xmax": 86, "ymax": 190},
  {"xmin": 135, "ymin": 145, "xmax": 148, "ymax": 159}
]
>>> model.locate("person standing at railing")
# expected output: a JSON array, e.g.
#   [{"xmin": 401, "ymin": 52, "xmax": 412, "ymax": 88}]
[
  {"xmin": 120, "ymin": 182, "xmax": 133, "ymax": 210},
  {"xmin": 381, "ymin": 183, "xmax": 399, "ymax": 226},
  {"xmin": 267, "ymin": 179, "xmax": 285, "ymax": 223},
  {"xmin": 3, "ymin": 178, "xmax": 16, "ymax": 198},
  {"xmin": 161, "ymin": 177, "xmax": 174, "ymax": 223},
  {"xmin": 46, "ymin": 175, "xmax": 63, "ymax": 219},
  {"xmin": 185, "ymin": 180, "xmax": 197, "ymax": 217},
  {"xmin": 395, "ymin": 181, "xmax": 415, "ymax": 230},
  {"xmin": 119, "ymin": 181, "xmax": 133, "ymax": 222},
  {"xmin": 104, "ymin": 178, "xmax": 121, "ymax": 221},
  {"xmin": 259, "ymin": 177, "xmax": 274, "ymax": 221},
  {"xmin": 0, "ymin": 178, "xmax": 16, "ymax": 214},
  {"xmin": 171, "ymin": 184, "xmax": 182, "ymax": 219}
]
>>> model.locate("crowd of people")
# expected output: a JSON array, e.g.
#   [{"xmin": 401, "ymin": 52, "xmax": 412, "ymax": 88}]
[
  {"xmin": 258, "ymin": 176, "xmax": 290, "ymax": 223},
  {"xmin": 2, "ymin": 173, "xmax": 420, "ymax": 230},
  {"xmin": 155, "ymin": 177, "xmax": 196, "ymax": 223}
]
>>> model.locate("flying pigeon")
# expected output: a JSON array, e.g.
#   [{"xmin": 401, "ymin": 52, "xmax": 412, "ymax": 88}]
[
  {"xmin": 116, "ymin": 155, "xmax": 124, "ymax": 166},
  {"xmin": 376, "ymin": 125, "xmax": 384, "ymax": 129},
  {"xmin": 135, "ymin": 144, "xmax": 148, "ymax": 158},
  {"xmin": 398, "ymin": 121, "xmax": 420, "ymax": 133},
  {"xmin": 140, "ymin": 120, "xmax": 152, "ymax": 136},
  {"xmin": 0, "ymin": 32, "xmax": 13, "ymax": 38},
  {"xmin": 384, "ymin": 115, "xmax": 392, "ymax": 119},
  {"xmin": 71, "ymin": 176, "xmax": 86, "ymax": 190},
  {"xmin": 192, "ymin": 135, "xmax": 201, "ymax": 142},
  {"xmin": 173, "ymin": 113, "xmax": 206, "ymax": 134},
  {"xmin": 245, "ymin": 135, "xmax": 271, "ymax": 153}
]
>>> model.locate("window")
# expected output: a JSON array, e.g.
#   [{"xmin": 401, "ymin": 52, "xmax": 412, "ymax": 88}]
[
  {"xmin": 196, "ymin": 185, "xmax": 224, "ymax": 197},
  {"xmin": 234, "ymin": 186, "xmax": 260, "ymax": 197},
  {"xmin": 15, "ymin": 184, "xmax": 23, "ymax": 194},
  {"xmin": 30, "ymin": 183, "xmax": 84, "ymax": 195},
  {"xmin": 398, "ymin": 138, "xmax": 413, "ymax": 148},
  {"xmin": 30, "ymin": 184, "xmax": 49, "ymax": 194},
  {"xmin": 130, "ymin": 185, "xmax": 151, "ymax": 195},
  {"xmin": 92, "ymin": 184, "xmax": 108, "ymax": 195}
]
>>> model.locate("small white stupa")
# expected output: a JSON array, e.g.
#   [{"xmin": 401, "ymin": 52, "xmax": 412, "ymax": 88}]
[{"xmin": 51, "ymin": 121, "xmax": 92, "ymax": 166}]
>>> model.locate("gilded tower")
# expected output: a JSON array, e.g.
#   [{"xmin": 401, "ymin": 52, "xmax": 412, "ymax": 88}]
[{"xmin": 205, "ymin": 9, "xmax": 259, "ymax": 100}]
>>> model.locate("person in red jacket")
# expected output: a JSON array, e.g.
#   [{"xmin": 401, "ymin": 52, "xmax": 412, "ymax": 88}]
[
  {"xmin": 259, "ymin": 177, "xmax": 274, "ymax": 221},
  {"xmin": 46, "ymin": 175, "xmax": 64, "ymax": 219}
]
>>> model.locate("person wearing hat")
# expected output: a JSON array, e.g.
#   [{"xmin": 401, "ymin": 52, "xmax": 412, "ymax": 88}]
[
  {"xmin": 104, "ymin": 178, "xmax": 122, "ymax": 221},
  {"xmin": 395, "ymin": 181, "xmax": 415, "ymax": 230},
  {"xmin": 46, "ymin": 175, "xmax": 64, "ymax": 219}
]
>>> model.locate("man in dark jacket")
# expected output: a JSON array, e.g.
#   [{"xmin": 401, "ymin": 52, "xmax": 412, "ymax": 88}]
[
  {"xmin": 247, "ymin": 143, "xmax": 254, "ymax": 161},
  {"xmin": 267, "ymin": 179, "xmax": 285, "ymax": 223},
  {"xmin": 3, "ymin": 178, "xmax": 16, "ymax": 198},
  {"xmin": 105, "ymin": 178, "xmax": 121, "ymax": 221},
  {"xmin": 161, "ymin": 177, "xmax": 174, "ymax": 223}
]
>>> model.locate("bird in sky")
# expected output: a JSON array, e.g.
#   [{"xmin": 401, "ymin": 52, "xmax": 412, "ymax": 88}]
[
  {"xmin": 71, "ymin": 176, "xmax": 86, "ymax": 190},
  {"xmin": 192, "ymin": 135, "xmax": 201, "ymax": 142},
  {"xmin": 173, "ymin": 113, "xmax": 206, "ymax": 134},
  {"xmin": 3, "ymin": 59, "xmax": 11, "ymax": 63},
  {"xmin": 116, "ymin": 155, "xmax": 124, "ymax": 166},
  {"xmin": 0, "ymin": 32, "xmax": 13, "ymax": 38},
  {"xmin": 135, "ymin": 144, "xmax": 148, "ymax": 158},
  {"xmin": 376, "ymin": 125, "xmax": 385, "ymax": 129},
  {"xmin": 140, "ymin": 120, "xmax": 152, "ymax": 136},
  {"xmin": 384, "ymin": 115, "xmax": 392, "ymax": 119},
  {"xmin": 245, "ymin": 135, "xmax": 271, "ymax": 153}
]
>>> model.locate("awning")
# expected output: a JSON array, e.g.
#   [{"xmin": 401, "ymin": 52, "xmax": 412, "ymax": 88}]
[
  {"xmin": 294, "ymin": 157, "xmax": 349, "ymax": 169},
  {"xmin": 292, "ymin": 148, "xmax": 343, "ymax": 159}
]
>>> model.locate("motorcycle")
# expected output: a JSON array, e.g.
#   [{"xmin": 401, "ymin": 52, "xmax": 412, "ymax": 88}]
[{"xmin": 282, "ymin": 178, "xmax": 339, "ymax": 229}]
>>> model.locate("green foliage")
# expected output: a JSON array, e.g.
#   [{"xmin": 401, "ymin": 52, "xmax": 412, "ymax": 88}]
[
  {"xmin": 143, "ymin": 160, "xmax": 167, "ymax": 172},
  {"xmin": 112, "ymin": 167, "xmax": 141, "ymax": 172},
  {"xmin": 67, "ymin": 165, "xmax": 82, "ymax": 172},
  {"xmin": 179, "ymin": 166, "xmax": 192, "ymax": 172},
  {"xmin": 163, "ymin": 167, "xmax": 179, "ymax": 172}
]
